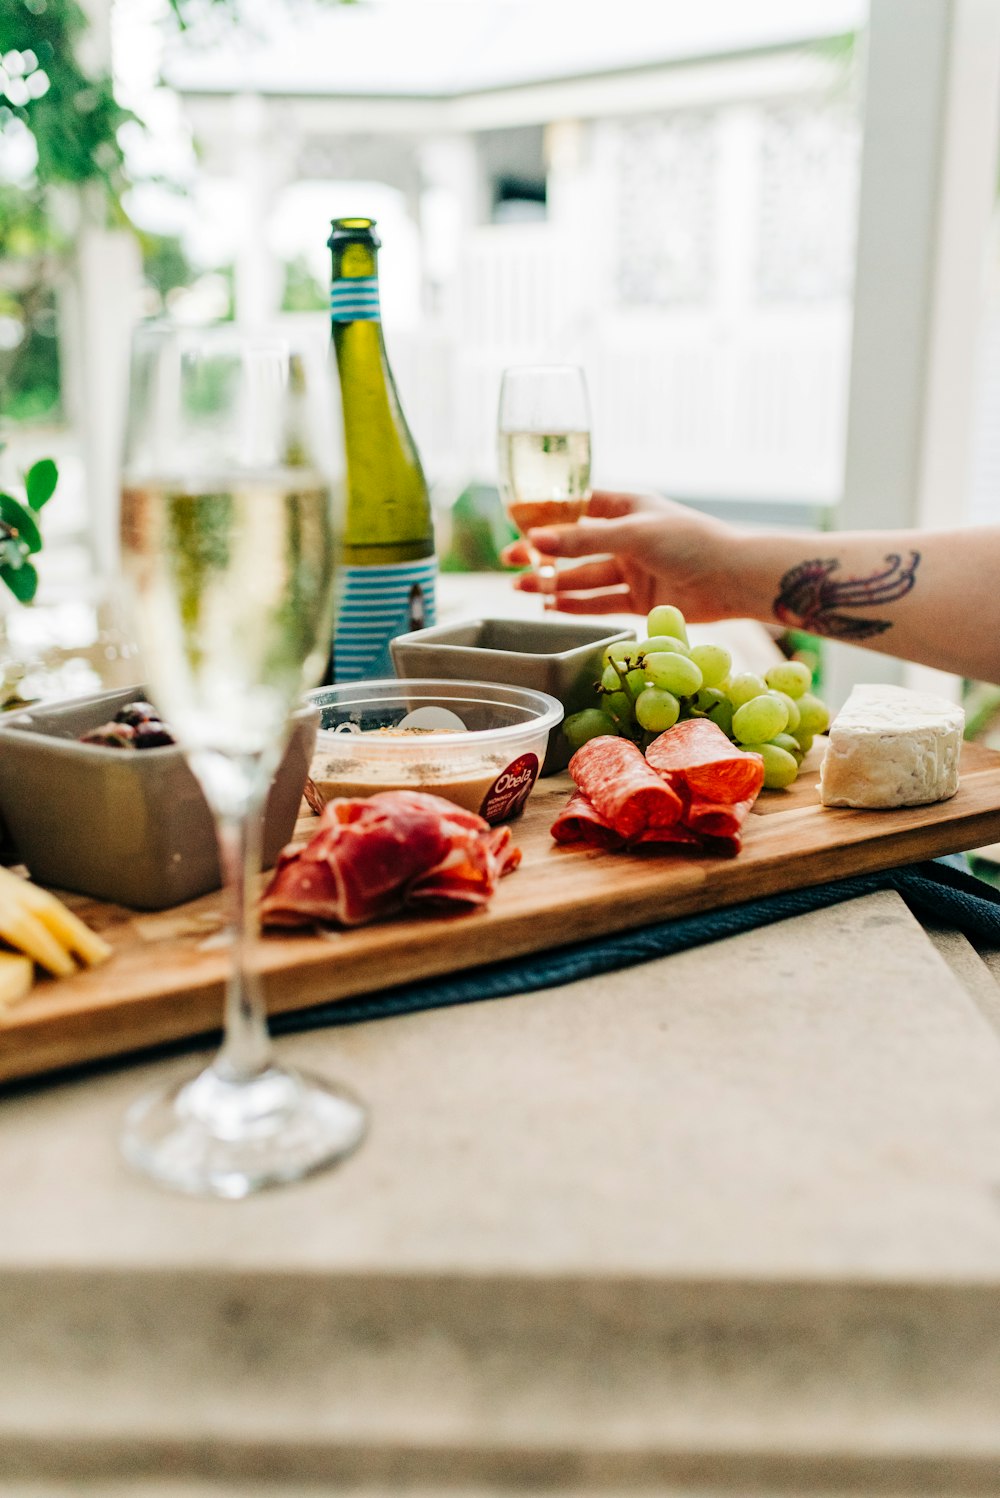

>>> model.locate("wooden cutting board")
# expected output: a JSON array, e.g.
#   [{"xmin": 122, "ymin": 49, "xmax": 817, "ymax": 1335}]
[{"xmin": 5, "ymin": 739, "xmax": 1000, "ymax": 1087}]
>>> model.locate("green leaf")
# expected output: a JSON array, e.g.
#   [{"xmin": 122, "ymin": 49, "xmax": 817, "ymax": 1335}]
[
  {"xmin": 0, "ymin": 560, "xmax": 38, "ymax": 604},
  {"xmin": 0, "ymin": 495, "xmax": 42, "ymax": 555},
  {"xmin": 25, "ymin": 459, "xmax": 58, "ymax": 511}
]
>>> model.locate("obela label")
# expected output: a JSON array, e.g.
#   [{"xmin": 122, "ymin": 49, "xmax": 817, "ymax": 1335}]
[{"xmin": 479, "ymin": 753, "xmax": 539, "ymax": 823}]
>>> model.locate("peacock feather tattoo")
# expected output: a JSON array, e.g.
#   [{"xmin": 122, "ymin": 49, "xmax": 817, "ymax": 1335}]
[{"xmin": 773, "ymin": 551, "xmax": 920, "ymax": 640}]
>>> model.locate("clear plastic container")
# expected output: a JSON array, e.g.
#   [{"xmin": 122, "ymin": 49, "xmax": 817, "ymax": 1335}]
[{"xmin": 306, "ymin": 679, "xmax": 563, "ymax": 824}]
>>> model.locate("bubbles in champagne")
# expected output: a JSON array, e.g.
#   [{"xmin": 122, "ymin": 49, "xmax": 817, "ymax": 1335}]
[
  {"xmin": 120, "ymin": 472, "xmax": 335, "ymax": 757},
  {"xmin": 498, "ymin": 430, "xmax": 591, "ymax": 535}
]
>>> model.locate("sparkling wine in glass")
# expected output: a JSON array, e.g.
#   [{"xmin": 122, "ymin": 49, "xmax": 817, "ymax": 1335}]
[
  {"xmin": 497, "ymin": 365, "xmax": 592, "ymax": 607},
  {"xmin": 118, "ymin": 325, "xmax": 365, "ymax": 1198}
]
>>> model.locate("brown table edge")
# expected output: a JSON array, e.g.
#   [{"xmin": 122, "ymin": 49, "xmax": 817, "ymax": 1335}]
[{"xmin": 4, "ymin": 800, "xmax": 1000, "ymax": 1090}]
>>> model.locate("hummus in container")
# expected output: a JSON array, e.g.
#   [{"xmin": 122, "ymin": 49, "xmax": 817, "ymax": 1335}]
[{"xmin": 305, "ymin": 679, "xmax": 563, "ymax": 825}]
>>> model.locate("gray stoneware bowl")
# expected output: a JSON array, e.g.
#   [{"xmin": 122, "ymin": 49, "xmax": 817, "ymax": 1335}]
[
  {"xmin": 0, "ymin": 687, "xmax": 318, "ymax": 910},
  {"xmin": 390, "ymin": 617, "xmax": 636, "ymax": 773}
]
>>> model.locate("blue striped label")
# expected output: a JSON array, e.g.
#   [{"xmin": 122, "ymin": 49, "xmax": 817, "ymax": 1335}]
[
  {"xmin": 334, "ymin": 557, "xmax": 437, "ymax": 681},
  {"xmin": 330, "ymin": 277, "xmax": 381, "ymax": 323}
]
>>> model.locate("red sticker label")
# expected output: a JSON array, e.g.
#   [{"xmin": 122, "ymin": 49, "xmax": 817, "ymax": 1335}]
[{"xmin": 479, "ymin": 752, "xmax": 540, "ymax": 824}]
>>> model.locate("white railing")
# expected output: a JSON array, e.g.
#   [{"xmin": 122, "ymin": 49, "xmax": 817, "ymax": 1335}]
[
  {"xmin": 277, "ymin": 223, "xmax": 852, "ymax": 512},
  {"xmin": 588, "ymin": 308, "xmax": 851, "ymax": 503},
  {"xmin": 391, "ymin": 226, "xmax": 852, "ymax": 509}
]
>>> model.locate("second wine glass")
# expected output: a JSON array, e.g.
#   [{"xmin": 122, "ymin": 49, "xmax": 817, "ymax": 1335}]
[
  {"xmin": 118, "ymin": 325, "xmax": 366, "ymax": 1199},
  {"xmin": 497, "ymin": 365, "xmax": 592, "ymax": 607}
]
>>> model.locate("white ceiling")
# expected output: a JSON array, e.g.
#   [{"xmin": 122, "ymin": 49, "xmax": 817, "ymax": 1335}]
[{"xmin": 165, "ymin": 0, "xmax": 867, "ymax": 97}]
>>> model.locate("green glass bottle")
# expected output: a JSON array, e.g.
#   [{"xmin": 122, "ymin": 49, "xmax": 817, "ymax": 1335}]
[{"xmin": 328, "ymin": 216, "xmax": 436, "ymax": 682}]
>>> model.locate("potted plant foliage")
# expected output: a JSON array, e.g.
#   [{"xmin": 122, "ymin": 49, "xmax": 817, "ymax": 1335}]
[{"xmin": 0, "ymin": 450, "xmax": 57, "ymax": 706}]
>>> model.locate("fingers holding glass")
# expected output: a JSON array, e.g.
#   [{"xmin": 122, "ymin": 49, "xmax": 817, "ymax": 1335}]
[{"xmin": 514, "ymin": 556, "xmax": 624, "ymax": 595}]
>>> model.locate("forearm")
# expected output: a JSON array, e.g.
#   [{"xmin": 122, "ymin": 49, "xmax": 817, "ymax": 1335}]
[{"xmin": 720, "ymin": 526, "xmax": 1000, "ymax": 683}]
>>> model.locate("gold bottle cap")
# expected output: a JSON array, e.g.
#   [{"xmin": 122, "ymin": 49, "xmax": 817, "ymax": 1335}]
[{"xmin": 328, "ymin": 217, "xmax": 381, "ymax": 250}]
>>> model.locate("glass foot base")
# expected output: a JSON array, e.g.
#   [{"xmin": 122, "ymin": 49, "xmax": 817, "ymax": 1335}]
[{"xmin": 120, "ymin": 1062, "xmax": 366, "ymax": 1199}]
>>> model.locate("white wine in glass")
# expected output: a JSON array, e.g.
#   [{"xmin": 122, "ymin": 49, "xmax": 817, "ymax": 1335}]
[
  {"xmin": 497, "ymin": 365, "xmax": 592, "ymax": 605},
  {"xmin": 119, "ymin": 326, "xmax": 366, "ymax": 1199}
]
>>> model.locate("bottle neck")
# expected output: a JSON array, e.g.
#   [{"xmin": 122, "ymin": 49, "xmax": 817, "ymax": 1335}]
[
  {"xmin": 330, "ymin": 240, "xmax": 381, "ymax": 325},
  {"xmin": 330, "ymin": 276, "xmax": 381, "ymax": 324}
]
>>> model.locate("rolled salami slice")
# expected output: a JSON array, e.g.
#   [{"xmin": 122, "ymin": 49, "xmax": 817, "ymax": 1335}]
[
  {"xmin": 646, "ymin": 718, "xmax": 764, "ymax": 803},
  {"xmin": 551, "ymin": 789, "xmax": 625, "ymax": 849},
  {"xmin": 552, "ymin": 789, "xmax": 738, "ymax": 853},
  {"xmin": 639, "ymin": 826, "xmax": 741, "ymax": 857},
  {"xmin": 682, "ymin": 795, "xmax": 755, "ymax": 842},
  {"xmin": 568, "ymin": 736, "xmax": 683, "ymax": 840},
  {"xmin": 633, "ymin": 823, "xmax": 702, "ymax": 846}
]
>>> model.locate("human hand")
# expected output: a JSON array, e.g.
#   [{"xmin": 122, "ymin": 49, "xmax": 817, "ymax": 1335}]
[{"xmin": 501, "ymin": 489, "xmax": 736, "ymax": 620}]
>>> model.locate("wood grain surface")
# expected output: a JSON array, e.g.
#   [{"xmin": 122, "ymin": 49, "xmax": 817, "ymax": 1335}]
[{"xmin": 4, "ymin": 740, "xmax": 1000, "ymax": 1086}]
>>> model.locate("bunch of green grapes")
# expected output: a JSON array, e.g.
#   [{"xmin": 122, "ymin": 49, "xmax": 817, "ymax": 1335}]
[{"xmin": 563, "ymin": 604, "xmax": 830, "ymax": 790}]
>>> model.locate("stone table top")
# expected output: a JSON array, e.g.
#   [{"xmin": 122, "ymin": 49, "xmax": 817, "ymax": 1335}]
[
  {"xmin": 3, "ymin": 892, "xmax": 1000, "ymax": 1283},
  {"xmin": 3, "ymin": 889, "xmax": 1000, "ymax": 1492}
]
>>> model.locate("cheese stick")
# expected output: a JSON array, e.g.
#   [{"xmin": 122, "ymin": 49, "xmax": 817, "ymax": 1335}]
[
  {"xmin": 0, "ymin": 866, "xmax": 111, "ymax": 970},
  {"xmin": 0, "ymin": 901, "xmax": 76, "ymax": 976},
  {"xmin": 0, "ymin": 951, "xmax": 33, "ymax": 1008}
]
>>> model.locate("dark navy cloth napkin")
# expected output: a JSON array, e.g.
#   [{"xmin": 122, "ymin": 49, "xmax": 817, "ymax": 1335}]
[{"xmin": 271, "ymin": 856, "xmax": 1000, "ymax": 1037}]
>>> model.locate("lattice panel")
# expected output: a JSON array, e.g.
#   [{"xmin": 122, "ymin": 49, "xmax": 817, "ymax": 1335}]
[
  {"xmin": 615, "ymin": 114, "xmax": 718, "ymax": 306},
  {"xmin": 757, "ymin": 105, "xmax": 860, "ymax": 302}
]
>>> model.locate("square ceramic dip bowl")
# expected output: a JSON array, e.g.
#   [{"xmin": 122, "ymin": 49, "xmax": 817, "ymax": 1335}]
[
  {"xmin": 390, "ymin": 617, "xmax": 636, "ymax": 772},
  {"xmin": 0, "ymin": 687, "xmax": 317, "ymax": 910}
]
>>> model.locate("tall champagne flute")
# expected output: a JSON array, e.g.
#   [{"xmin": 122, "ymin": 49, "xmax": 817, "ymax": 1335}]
[
  {"xmin": 497, "ymin": 365, "xmax": 592, "ymax": 608},
  {"xmin": 119, "ymin": 325, "xmax": 365, "ymax": 1198}
]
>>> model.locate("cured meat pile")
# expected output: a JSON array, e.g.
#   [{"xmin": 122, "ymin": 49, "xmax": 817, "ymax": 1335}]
[
  {"xmin": 260, "ymin": 790, "xmax": 521, "ymax": 928},
  {"xmin": 551, "ymin": 719, "xmax": 765, "ymax": 856}
]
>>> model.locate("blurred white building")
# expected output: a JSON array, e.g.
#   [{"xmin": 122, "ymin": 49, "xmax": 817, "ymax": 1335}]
[
  {"xmin": 163, "ymin": 0, "xmax": 867, "ymax": 522},
  {"xmin": 24, "ymin": 0, "xmax": 1000, "ymax": 646}
]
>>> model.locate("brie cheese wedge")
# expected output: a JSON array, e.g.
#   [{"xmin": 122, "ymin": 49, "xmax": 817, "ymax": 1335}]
[{"xmin": 819, "ymin": 683, "xmax": 964, "ymax": 809}]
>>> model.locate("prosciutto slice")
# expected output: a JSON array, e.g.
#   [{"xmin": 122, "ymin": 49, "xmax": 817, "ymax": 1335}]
[
  {"xmin": 568, "ymin": 736, "xmax": 683, "ymax": 840},
  {"xmin": 408, "ymin": 824, "xmax": 521, "ymax": 908},
  {"xmin": 260, "ymin": 790, "xmax": 520, "ymax": 928},
  {"xmin": 645, "ymin": 718, "xmax": 765, "ymax": 803}
]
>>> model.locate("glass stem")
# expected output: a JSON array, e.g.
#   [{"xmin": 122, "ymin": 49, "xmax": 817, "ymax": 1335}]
[
  {"xmin": 528, "ymin": 543, "xmax": 557, "ymax": 611},
  {"xmin": 213, "ymin": 789, "xmax": 273, "ymax": 1084}
]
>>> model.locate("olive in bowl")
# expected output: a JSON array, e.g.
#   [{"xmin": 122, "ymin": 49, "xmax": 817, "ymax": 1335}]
[{"xmin": 79, "ymin": 699, "xmax": 176, "ymax": 750}]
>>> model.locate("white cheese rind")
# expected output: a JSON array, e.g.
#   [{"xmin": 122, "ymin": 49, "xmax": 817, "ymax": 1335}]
[{"xmin": 818, "ymin": 683, "xmax": 964, "ymax": 809}]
